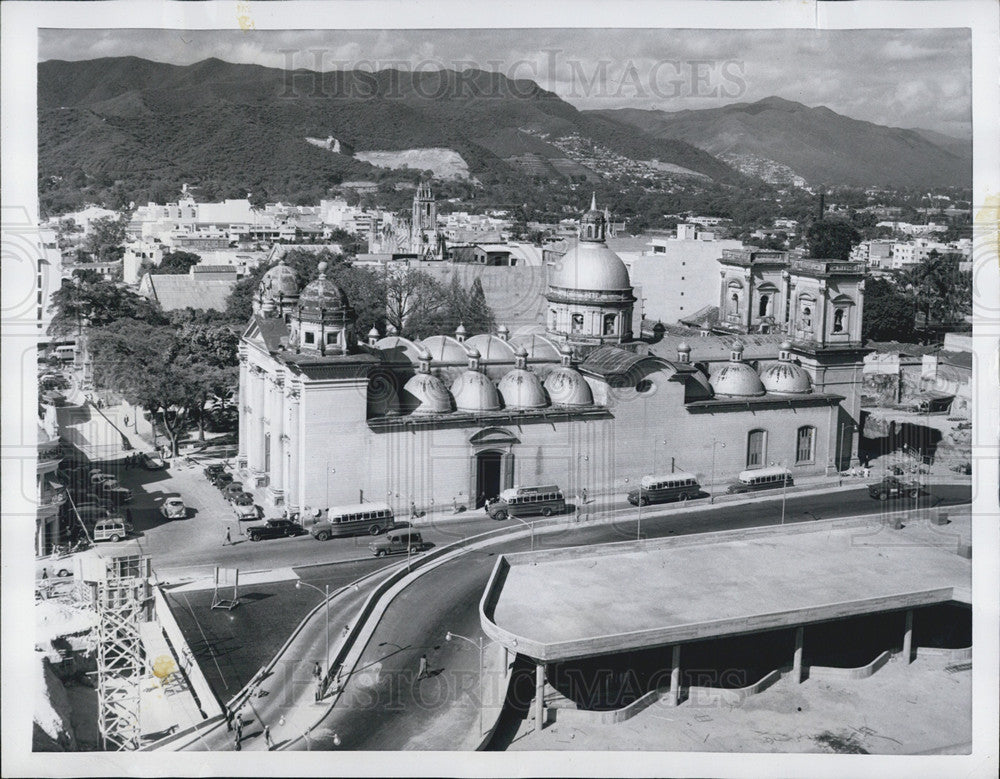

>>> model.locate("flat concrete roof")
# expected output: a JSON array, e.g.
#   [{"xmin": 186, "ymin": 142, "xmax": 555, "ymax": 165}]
[{"xmin": 481, "ymin": 513, "xmax": 971, "ymax": 662}]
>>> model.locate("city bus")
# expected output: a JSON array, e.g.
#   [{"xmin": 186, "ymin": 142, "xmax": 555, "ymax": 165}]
[
  {"xmin": 310, "ymin": 501, "xmax": 395, "ymax": 540},
  {"xmin": 486, "ymin": 485, "xmax": 565, "ymax": 521},
  {"xmin": 726, "ymin": 466, "xmax": 793, "ymax": 494},
  {"xmin": 627, "ymin": 472, "xmax": 700, "ymax": 506}
]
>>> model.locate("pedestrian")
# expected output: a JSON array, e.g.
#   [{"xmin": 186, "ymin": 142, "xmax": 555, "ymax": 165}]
[
  {"xmin": 417, "ymin": 653, "xmax": 428, "ymax": 680},
  {"xmin": 234, "ymin": 733, "xmax": 241, "ymax": 751},
  {"xmin": 225, "ymin": 707, "xmax": 233, "ymax": 732},
  {"xmin": 581, "ymin": 487, "xmax": 588, "ymax": 504},
  {"xmin": 224, "ymin": 526, "xmax": 232, "ymax": 546},
  {"xmin": 343, "ymin": 624, "xmax": 350, "ymax": 638},
  {"xmin": 312, "ymin": 662, "xmax": 322, "ymax": 682},
  {"xmin": 264, "ymin": 724, "xmax": 274, "ymax": 750},
  {"xmin": 410, "ymin": 500, "xmax": 418, "ymax": 519},
  {"xmin": 315, "ymin": 677, "xmax": 323, "ymax": 702},
  {"xmin": 41, "ymin": 568, "xmax": 49, "ymax": 580},
  {"xmin": 124, "ymin": 415, "xmax": 129, "ymax": 427}
]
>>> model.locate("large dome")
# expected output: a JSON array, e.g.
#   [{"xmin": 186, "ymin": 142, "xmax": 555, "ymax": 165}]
[
  {"xmin": 549, "ymin": 241, "xmax": 632, "ymax": 292},
  {"xmin": 451, "ymin": 369, "xmax": 502, "ymax": 412},
  {"xmin": 298, "ymin": 262, "xmax": 350, "ymax": 315},
  {"xmin": 498, "ymin": 367, "xmax": 547, "ymax": 409},
  {"xmin": 402, "ymin": 372, "xmax": 454, "ymax": 414},
  {"xmin": 259, "ymin": 259, "xmax": 299, "ymax": 299},
  {"xmin": 543, "ymin": 367, "xmax": 593, "ymax": 406}
]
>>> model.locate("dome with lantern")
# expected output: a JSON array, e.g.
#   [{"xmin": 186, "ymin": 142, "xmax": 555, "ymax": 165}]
[
  {"xmin": 543, "ymin": 344, "xmax": 594, "ymax": 406},
  {"xmin": 759, "ymin": 341, "xmax": 812, "ymax": 395},
  {"xmin": 497, "ymin": 346, "xmax": 548, "ymax": 409},
  {"xmin": 451, "ymin": 347, "xmax": 502, "ymax": 412},
  {"xmin": 298, "ymin": 262, "xmax": 352, "ymax": 320},
  {"xmin": 255, "ymin": 259, "xmax": 299, "ymax": 314},
  {"xmin": 710, "ymin": 341, "xmax": 766, "ymax": 398}
]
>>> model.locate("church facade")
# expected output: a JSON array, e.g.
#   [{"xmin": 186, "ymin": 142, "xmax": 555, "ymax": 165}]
[{"xmin": 238, "ymin": 202, "xmax": 866, "ymax": 516}]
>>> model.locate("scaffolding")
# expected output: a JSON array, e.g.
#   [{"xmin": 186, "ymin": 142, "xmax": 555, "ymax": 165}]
[{"xmin": 93, "ymin": 553, "xmax": 151, "ymax": 751}]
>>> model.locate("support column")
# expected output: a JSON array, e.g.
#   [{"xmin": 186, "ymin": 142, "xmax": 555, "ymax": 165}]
[
  {"xmin": 534, "ymin": 663, "xmax": 545, "ymax": 733},
  {"xmin": 792, "ymin": 626, "xmax": 804, "ymax": 683},
  {"xmin": 267, "ymin": 375, "xmax": 285, "ymax": 505},
  {"xmin": 902, "ymin": 609, "xmax": 913, "ymax": 664},
  {"xmin": 669, "ymin": 645, "xmax": 681, "ymax": 706},
  {"xmin": 237, "ymin": 357, "xmax": 248, "ymax": 468},
  {"xmin": 250, "ymin": 369, "xmax": 266, "ymax": 477},
  {"xmin": 286, "ymin": 390, "xmax": 300, "ymax": 513}
]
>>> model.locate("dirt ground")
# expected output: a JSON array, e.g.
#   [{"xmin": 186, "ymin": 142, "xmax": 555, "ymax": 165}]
[{"xmin": 509, "ymin": 653, "xmax": 971, "ymax": 754}]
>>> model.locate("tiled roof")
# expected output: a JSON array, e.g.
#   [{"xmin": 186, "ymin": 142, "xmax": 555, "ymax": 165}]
[{"xmin": 143, "ymin": 274, "xmax": 237, "ymax": 311}]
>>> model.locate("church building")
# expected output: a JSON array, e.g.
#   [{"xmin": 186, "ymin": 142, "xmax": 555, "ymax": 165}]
[{"xmin": 238, "ymin": 200, "xmax": 866, "ymax": 516}]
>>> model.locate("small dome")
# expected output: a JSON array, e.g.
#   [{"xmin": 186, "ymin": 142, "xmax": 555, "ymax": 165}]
[
  {"xmin": 549, "ymin": 241, "xmax": 632, "ymax": 292},
  {"xmin": 451, "ymin": 370, "xmax": 501, "ymax": 412},
  {"xmin": 710, "ymin": 362, "xmax": 766, "ymax": 398},
  {"xmin": 677, "ymin": 342, "xmax": 691, "ymax": 352},
  {"xmin": 465, "ymin": 333, "xmax": 517, "ymax": 363},
  {"xmin": 299, "ymin": 262, "xmax": 350, "ymax": 315},
  {"xmin": 258, "ymin": 259, "xmax": 299, "ymax": 299},
  {"xmin": 544, "ymin": 367, "xmax": 594, "ymax": 406},
  {"xmin": 420, "ymin": 335, "xmax": 471, "ymax": 364},
  {"xmin": 368, "ymin": 325, "xmax": 380, "ymax": 337},
  {"xmin": 498, "ymin": 366, "xmax": 548, "ymax": 410},
  {"xmin": 780, "ymin": 340, "xmax": 793, "ymax": 351},
  {"xmin": 402, "ymin": 373, "xmax": 454, "ymax": 415},
  {"xmin": 760, "ymin": 361, "xmax": 813, "ymax": 394}
]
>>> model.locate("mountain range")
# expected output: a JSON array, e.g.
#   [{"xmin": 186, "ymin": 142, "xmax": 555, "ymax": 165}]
[
  {"xmin": 38, "ymin": 57, "xmax": 971, "ymax": 216},
  {"xmin": 589, "ymin": 96, "xmax": 970, "ymax": 188}
]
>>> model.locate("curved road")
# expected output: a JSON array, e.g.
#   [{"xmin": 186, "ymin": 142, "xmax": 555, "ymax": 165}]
[{"xmin": 299, "ymin": 483, "xmax": 971, "ymax": 751}]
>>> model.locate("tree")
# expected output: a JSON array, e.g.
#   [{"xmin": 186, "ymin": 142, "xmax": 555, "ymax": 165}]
[
  {"xmin": 150, "ymin": 250, "xmax": 201, "ymax": 275},
  {"xmin": 405, "ymin": 274, "xmax": 496, "ymax": 336},
  {"xmin": 82, "ymin": 212, "xmax": 131, "ymax": 262},
  {"xmin": 383, "ymin": 266, "xmax": 448, "ymax": 338},
  {"xmin": 47, "ymin": 278, "xmax": 165, "ymax": 337},
  {"xmin": 898, "ymin": 251, "xmax": 972, "ymax": 328},
  {"xmin": 862, "ymin": 277, "xmax": 915, "ymax": 342},
  {"xmin": 806, "ymin": 219, "xmax": 861, "ymax": 260},
  {"xmin": 173, "ymin": 323, "xmax": 240, "ymax": 441},
  {"xmin": 326, "ymin": 264, "xmax": 387, "ymax": 336}
]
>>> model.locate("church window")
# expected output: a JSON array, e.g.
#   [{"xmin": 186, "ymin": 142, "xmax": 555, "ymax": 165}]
[
  {"xmin": 603, "ymin": 314, "xmax": 617, "ymax": 335},
  {"xmin": 796, "ymin": 426, "xmax": 816, "ymax": 464},
  {"xmin": 759, "ymin": 294, "xmax": 770, "ymax": 318},
  {"xmin": 730, "ymin": 292, "xmax": 740, "ymax": 314},
  {"xmin": 550, "ymin": 309, "xmax": 558, "ymax": 330},
  {"xmin": 801, "ymin": 305, "xmax": 812, "ymax": 330},
  {"xmin": 571, "ymin": 313, "xmax": 584, "ymax": 333},
  {"xmin": 746, "ymin": 429, "xmax": 766, "ymax": 468},
  {"xmin": 326, "ymin": 332, "xmax": 338, "ymax": 345},
  {"xmin": 833, "ymin": 308, "xmax": 846, "ymax": 333},
  {"xmin": 304, "ymin": 331, "xmax": 315, "ymax": 345}
]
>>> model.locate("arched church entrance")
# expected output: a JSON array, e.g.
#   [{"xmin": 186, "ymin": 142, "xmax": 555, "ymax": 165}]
[{"xmin": 476, "ymin": 450, "xmax": 505, "ymax": 508}]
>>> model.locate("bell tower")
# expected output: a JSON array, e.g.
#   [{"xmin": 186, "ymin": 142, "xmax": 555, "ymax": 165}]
[{"xmin": 411, "ymin": 182, "xmax": 438, "ymax": 257}]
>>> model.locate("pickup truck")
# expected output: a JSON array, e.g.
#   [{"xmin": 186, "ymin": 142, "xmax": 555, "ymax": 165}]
[{"xmin": 868, "ymin": 476, "xmax": 921, "ymax": 501}]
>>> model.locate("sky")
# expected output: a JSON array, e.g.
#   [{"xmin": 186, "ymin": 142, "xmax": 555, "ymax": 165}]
[{"xmin": 39, "ymin": 27, "xmax": 972, "ymax": 138}]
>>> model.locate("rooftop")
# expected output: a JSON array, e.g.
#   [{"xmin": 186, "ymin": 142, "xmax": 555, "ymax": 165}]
[{"xmin": 482, "ymin": 513, "xmax": 970, "ymax": 662}]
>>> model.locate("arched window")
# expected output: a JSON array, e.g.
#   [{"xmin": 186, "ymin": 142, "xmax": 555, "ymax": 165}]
[
  {"xmin": 832, "ymin": 308, "xmax": 846, "ymax": 333},
  {"xmin": 603, "ymin": 314, "xmax": 617, "ymax": 335},
  {"xmin": 801, "ymin": 304, "xmax": 813, "ymax": 330},
  {"xmin": 796, "ymin": 426, "xmax": 816, "ymax": 464},
  {"xmin": 758, "ymin": 294, "xmax": 770, "ymax": 318},
  {"xmin": 550, "ymin": 309, "xmax": 558, "ymax": 330},
  {"xmin": 746, "ymin": 429, "xmax": 766, "ymax": 468},
  {"xmin": 571, "ymin": 313, "xmax": 584, "ymax": 333},
  {"xmin": 730, "ymin": 292, "xmax": 740, "ymax": 314}
]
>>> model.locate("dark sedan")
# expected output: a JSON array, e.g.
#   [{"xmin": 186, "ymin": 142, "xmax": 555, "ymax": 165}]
[{"xmin": 246, "ymin": 519, "xmax": 307, "ymax": 542}]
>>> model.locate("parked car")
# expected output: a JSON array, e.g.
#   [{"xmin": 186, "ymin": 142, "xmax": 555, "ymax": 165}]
[
  {"xmin": 868, "ymin": 476, "xmax": 921, "ymax": 501},
  {"xmin": 213, "ymin": 472, "xmax": 235, "ymax": 489},
  {"xmin": 36, "ymin": 553, "xmax": 74, "ymax": 579},
  {"xmin": 90, "ymin": 471, "xmax": 119, "ymax": 485},
  {"xmin": 141, "ymin": 453, "xmax": 168, "ymax": 470},
  {"xmin": 246, "ymin": 519, "xmax": 306, "ymax": 542},
  {"xmin": 160, "ymin": 497, "xmax": 187, "ymax": 519},
  {"xmin": 369, "ymin": 530, "xmax": 427, "ymax": 557},
  {"xmin": 222, "ymin": 482, "xmax": 247, "ymax": 502},
  {"xmin": 93, "ymin": 481, "xmax": 132, "ymax": 502},
  {"xmin": 203, "ymin": 463, "xmax": 227, "ymax": 480},
  {"xmin": 232, "ymin": 493, "xmax": 259, "ymax": 520}
]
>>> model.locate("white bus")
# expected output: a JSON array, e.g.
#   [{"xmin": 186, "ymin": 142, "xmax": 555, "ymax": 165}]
[
  {"xmin": 726, "ymin": 466, "xmax": 793, "ymax": 494},
  {"xmin": 486, "ymin": 485, "xmax": 565, "ymax": 520},
  {"xmin": 627, "ymin": 472, "xmax": 700, "ymax": 506},
  {"xmin": 310, "ymin": 501, "xmax": 395, "ymax": 540}
]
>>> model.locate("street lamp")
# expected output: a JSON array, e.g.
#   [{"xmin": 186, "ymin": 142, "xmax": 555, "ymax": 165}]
[
  {"xmin": 296, "ymin": 580, "xmax": 330, "ymax": 682},
  {"xmin": 446, "ymin": 630, "xmax": 485, "ymax": 736},
  {"xmin": 710, "ymin": 439, "xmax": 726, "ymax": 504},
  {"xmin": 325, "ymin": 464, "xmax": 336, "ymax": 508}
]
